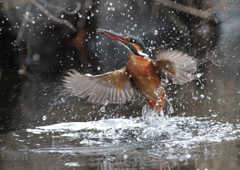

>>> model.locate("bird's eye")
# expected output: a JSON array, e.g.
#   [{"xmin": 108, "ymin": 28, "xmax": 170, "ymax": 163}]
[{"xmin": 130, "ymin": 39, "xmax": 135, "ymax": 43}]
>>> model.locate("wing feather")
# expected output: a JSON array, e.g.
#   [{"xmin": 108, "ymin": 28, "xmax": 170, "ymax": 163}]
[
  {"xmin": 153, "ymin": 50, "xmax": 197, "ymax": 85},
  {"xmin": 63, "ymin": 67, "xmax": 134, "ymax": 104}
]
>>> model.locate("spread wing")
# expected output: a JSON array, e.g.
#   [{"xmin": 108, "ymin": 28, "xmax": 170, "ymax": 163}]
[
  {"xmin": 63, "ymin": 67, "xmax": 134, "ymax": 104},
  {"xmin": 153, "ymin": 50, "xmax": 197, "ymax": 85}
]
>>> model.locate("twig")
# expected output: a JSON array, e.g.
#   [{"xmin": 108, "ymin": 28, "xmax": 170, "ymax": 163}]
[
  {"xmin": 39, "ymin": 0, "xmax": 81, "ymax": 15},
  {"xmin": 155, "ymin": 0, "xmax": 216, "ymax": 19},
  {"xmin": 15, "ymin": 3, "xmax": 32, "ymax": 46},
  {"xmin": 30, "ymin": 0, "xmax": 77, "ymax": 32},
  {"xmin": 15, "ymin": 0, "xmax": 79, "ymax": 46},
  {"xmin": 18, "ymin": 22, "xmax": 35, "ymax": 84}
]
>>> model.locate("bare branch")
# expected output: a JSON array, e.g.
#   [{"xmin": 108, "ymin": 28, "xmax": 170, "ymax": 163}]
[
  {"xmin": 15, "ymin": 3, "xmax": 33, "ymax": 46},
  {"xmin": 39, "ymin": 0, "xmax": 81, "ymax": 15},
  {"xmin": 155, "ymin": 0, "xmax": 216, "ymax": 19},
  {"xmin": 30, "ymin": 0, "xmax": 77, "ymax": 32}
]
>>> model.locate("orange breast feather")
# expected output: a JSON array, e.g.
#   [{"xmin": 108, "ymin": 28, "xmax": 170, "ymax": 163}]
[{"xmin": 126, "ymin": 55, "xmax": 163, "ymax": 102}]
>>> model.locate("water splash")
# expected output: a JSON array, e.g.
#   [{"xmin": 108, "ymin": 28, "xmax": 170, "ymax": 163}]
[{"xmin": 26, "ymin": 104, "xmax": 240, "ymax": 150}]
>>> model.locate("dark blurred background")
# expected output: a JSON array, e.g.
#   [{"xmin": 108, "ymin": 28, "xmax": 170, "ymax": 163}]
[{"xmin": 1, "ymin": 0, "xmax": 240, "ymax": 169}]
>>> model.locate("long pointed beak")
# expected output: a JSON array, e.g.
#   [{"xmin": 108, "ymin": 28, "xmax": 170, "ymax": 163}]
[{"xmin": 97, "ymin": 29, "xmax": 129, "ymax": 44}]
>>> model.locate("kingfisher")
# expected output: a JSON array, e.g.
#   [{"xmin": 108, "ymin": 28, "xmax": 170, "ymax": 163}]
[{"xmin": 63, "ymin": 29, "xmax": 197, "ymax": 114}]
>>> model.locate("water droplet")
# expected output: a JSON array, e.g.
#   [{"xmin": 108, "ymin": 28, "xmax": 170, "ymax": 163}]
[
  {"xmin": 97, "ymin": 66, "xmax": 101, "ymax": 70},
  {"xmin": 42, "ymin": 115, "xmax": 47, "ymax": 121},
  {"xmin": 104, "ymin": 100, "xmax": 109, "ymax": 105},
  {"xmin": 195, "ymin": 73, "xmax": 203, "ymax": 78},
  {"xmin": 65, "ymin": 162, "xmax": 80, "ymax": 167},
  {"xmin": 100, "ymin": 106, "xmax": 105, "ymax": 112},
  {"xmin": 33, "ymin": 53, "xmax": 40, "ymax": 61},
  {"xmin": 154, "ymin": 30, "xmax": 158, "ymax": 35},
  {"xmin": 200, "ymin": 94, "xmax": 205, "ymax": 98}
]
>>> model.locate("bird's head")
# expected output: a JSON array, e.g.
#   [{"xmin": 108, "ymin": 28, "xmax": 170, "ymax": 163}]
[{"xmin": 97, "ymin": 29, "xmax": 148, "ymax": 58}]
